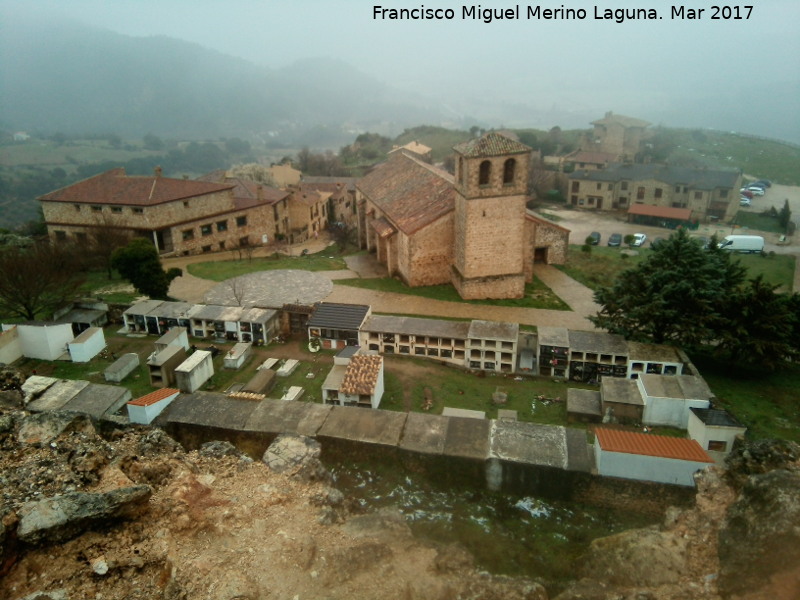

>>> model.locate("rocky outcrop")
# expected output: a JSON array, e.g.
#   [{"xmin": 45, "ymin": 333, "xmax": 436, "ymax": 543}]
[
  {"xmin": 262, "ymin": 432, "xmax": 331, "ymax": 483},
  {"xmin": 16, "ymin": 485, "xmax": 152, "ymax": 545},
  {"xmin": 718, "ymin": 440, "xmax": 800, "ymax": 599},
  {"xmin": 17, "ymin": 411, "xmax": 95, "ymax": 446}
]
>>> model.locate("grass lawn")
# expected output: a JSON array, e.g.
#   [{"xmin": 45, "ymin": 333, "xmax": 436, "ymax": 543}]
[
  {"xmin": 733, "ymin": 211, "xmax": 788, "ymax": 234},
  {"xmin": 665, "ymin": 129, "xmax": 800, "ymax": 186},
  {"xmin": 79, "ymin": 271, "xmax": 140, "ymax": 305},
  {"xmin": 692, "ymin": 354, "xmax": 800, "ymax": 443},
  {"xmin": 335, "ymin": 276, "xmax": 570, "ymax": 310},
  {"xmin": 557, "ymin": 244, "xmax": 795, "ymax": 292},
  {"xmin": 187, "ymin": 249, "xmax": 348, "ymax": 281}
]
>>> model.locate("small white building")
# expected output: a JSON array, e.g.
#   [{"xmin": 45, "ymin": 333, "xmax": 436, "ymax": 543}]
[
  {"xmin": 594, "ymin": 427, "xmax": 714, "ymax": 487},
  {"xmin": 322, "ymin": 350, "xmax": 384, "ymax": 409},
  {"xmin": 154, "ymin": 327, "xmax": 190, "ymax": 353},
  {"xmin": 175, "ymin": 350, "xmax": 214, "ymax": 393},
  {"xmin": 639, "ymin": 374, "xmax": 713, "ymax": 428},
  {"xmin": 127, "ymin": 388, "xmax": 181, "ymax": 424},
  {"xmin": 68, "ymin": 326, "xmax": 105, "ymax": 363},
  {"xmin": 3, "ymin": 322, "xmax": 74, "ymax": 361},
  {"xmin": 687, "ymin": 407, "xmax": 746, "ymax": 463}
]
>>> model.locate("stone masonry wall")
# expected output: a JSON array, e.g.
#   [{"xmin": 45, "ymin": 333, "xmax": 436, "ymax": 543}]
[
  {"xmin": 453, "ymin": 193, "xmax": 526, "ymax": 279},
  {"xmin": 406, "ymin": 214, "xmax": 454, "ymax": 287}
]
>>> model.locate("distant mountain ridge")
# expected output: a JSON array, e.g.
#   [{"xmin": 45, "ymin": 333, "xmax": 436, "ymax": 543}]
[{"xmin": 0, "ymin": 17, "xmax": 440, "ymax": 140}]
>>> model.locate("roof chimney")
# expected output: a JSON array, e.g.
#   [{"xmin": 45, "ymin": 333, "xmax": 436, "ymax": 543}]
[
  {"xmin": 154, "ymin": 166, "xmax": 162, "ymax": 177},
  {"xmin": 257, "ymin": 185, "xmax": 264, "ymax": 201}
]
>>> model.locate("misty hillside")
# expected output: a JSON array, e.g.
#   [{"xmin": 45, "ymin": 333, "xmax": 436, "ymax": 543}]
[{"xmin": 0, "ymin": 17, "xmax": 440, "ymax": 140}]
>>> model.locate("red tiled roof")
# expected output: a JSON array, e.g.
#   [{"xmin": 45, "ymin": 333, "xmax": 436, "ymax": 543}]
[
  {"xmin": 595, "ymin": 428, "xmax": 713, "ymax": 463},
  {"xmin": 357, "ymin": 151, "xmax": 454, "ymax": 235},
  {"xmin": 128, "ymin": 388, "xmax": 180, "ymax": 407},
  {"xmin": 453, "ymin": 132, "xmax": 530, "ymax": 157},
  {"xmin": 370, "ymin": 217, "xmax": 396, "ymax": 238},
  {"xmin": 39, "ymin": 168, "xmax": 234, "ymax": 206},
  {"xmin": 196, "ymin": 172, "xmax": 290, "ymax": 208},
  {"xmin": 628, "ymin": 204, "xmax": 693, "ymax": 220},
  {"xmin": 340, "ymin": 355, "xmax": 383, "ymax": 396}
]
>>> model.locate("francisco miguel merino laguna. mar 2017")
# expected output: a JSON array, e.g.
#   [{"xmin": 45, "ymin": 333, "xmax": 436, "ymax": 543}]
[{"xmin": 372, "ymin": 4, "xmax": 754, "ymax": 23}]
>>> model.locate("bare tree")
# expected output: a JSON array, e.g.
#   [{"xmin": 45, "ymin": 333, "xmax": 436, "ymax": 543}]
[
  {"xmin": 89, "ymin": 214, "xmax": 133, "ymax": 277},
  {"xmin": 230, "ymin": 236, "xmax": 256, "ymax": 262},
  {"xmin": 0, "ymin": 241, "xmax": 85, "ymax": 320},
  {"xmin": 226, "ymin": 276, "xmax": 251, "ymax": 307}
]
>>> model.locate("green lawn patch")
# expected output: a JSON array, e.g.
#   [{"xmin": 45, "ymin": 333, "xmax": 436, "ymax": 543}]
[
  {"xmin": 692, "ymin": 354, "xmax": 800, "ymax": 442},
  {"xmin": 187, "ymin": 250, "xmax": 348, "ymax": 281},
  {"xmin": 732, "ymin": 210, "xmax": 788, "ymax": 234},
  {"xmin": 557, "ymin": 244, "xmax": 795, "ymax": 292},
  {"xmin": 335, "ymin": 276, "xmax": 570, "ymax": 310}
]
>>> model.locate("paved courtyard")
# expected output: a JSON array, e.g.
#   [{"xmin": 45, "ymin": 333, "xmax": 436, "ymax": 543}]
[{"xmin": 202, "ymin": 269, "xmax": 333, "ymax": 307}]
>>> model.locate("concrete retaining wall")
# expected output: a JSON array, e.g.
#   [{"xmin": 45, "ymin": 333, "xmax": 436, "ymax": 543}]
[{"xmin": 157, "ymin": 395, "xmax": 696, "ymax": 514}]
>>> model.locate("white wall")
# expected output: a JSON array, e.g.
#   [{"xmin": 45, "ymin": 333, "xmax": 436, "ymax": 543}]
[
  {"xmin": 371, "ymin": 360, "xmax": 385, "ymax": 409},
  {"xmin": 643, "ymin": 397, "xmax": 710, "ymax": 428},
  {"xmin": 127, "ymin": 391, "xmax": 179, "ymax": 425},
  {"xmin": 687, "ymin": 412, "xmax": 745, "ymax": 455},
  {"xmin": 68, "ymin": 327, "xmax": 106, "ymax": 363},
  {"xmin": 595, "ymin": 445, "xmax": 710, "ymax": 486},
  {"xmin": 16, "ymin": 323, "xmax": 74, "ymax": 361},
  {"xmin": 175, "ymin": 350, "xmax": 214, "ymax": 393}
]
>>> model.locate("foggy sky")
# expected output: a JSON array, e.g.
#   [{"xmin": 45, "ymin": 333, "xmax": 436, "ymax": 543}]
[{"xmin": 2, "ymin": 0, "xmax": 799, "ymax": 139}]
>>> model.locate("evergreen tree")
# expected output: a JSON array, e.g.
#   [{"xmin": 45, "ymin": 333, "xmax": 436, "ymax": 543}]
[
  {"xmin": 111, "ymin": 239, "xmax": 180, "ymax": 299},
  {"xmin": 717, "ymin": 276, "xmax": 798, "ymax": 370},
  {"xmin": 591, "ymin": 228, "xmax": 746, "ymax": 348}
]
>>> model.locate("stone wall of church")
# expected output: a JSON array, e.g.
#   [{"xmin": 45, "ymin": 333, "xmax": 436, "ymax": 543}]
[
  {"xmin": 405, "ymin": 214, "xmax": 454, "ymax": 287},
  {"xmin": 523, "ymin": 218, "xmax": 569, "ymax": 281},
  {"xmin": 452, "ymin": 193, "xmax": 526, "ymax": 280}
]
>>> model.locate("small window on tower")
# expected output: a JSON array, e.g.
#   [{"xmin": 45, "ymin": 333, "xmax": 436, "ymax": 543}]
[
  {"xmin": 479, "ymin": 160, "xmax": 491, "ymax": 186},
  {"xmin": 503, "ymin": 158, "xmax": 516, "ymax": 185}
]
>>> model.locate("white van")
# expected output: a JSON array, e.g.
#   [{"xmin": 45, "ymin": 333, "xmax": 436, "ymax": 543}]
[{"xmin": 718, "ymin": 235, "xmax": 764, "ymax": 253}]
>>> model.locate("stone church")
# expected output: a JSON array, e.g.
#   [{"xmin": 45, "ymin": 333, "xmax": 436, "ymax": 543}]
[{"xmin": 356, "ymin": 132, "xmax": 570, "ymax": 300}]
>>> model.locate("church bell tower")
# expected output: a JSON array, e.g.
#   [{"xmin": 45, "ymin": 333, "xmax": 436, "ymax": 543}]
[{"xmin": 451, "ymin": 132, "xmax": 531, "ymax": 299}]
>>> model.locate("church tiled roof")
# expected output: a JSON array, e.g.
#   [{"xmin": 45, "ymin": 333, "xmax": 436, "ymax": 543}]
[
  {"xmin": 357, "ymin": 150, "xmax": 454, "ymax": 235},
  {"xmin": 453, "ymin": 132, "xmax": 530, "ymax": 157}
]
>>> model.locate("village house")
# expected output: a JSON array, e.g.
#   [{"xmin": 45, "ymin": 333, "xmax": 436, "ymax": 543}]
[
  {"xmin": 567, "ymin": 163, "xmax": 741, "ymax": 222},
  {"xmin": 38, "ymin": 167, "xmax": 289, "ymax": 255},
  {"xmin": 579, "ymin": 111, "xmax": 651, "ymax": 163},
  {"xmin": 356, "ymin": 132, "xmax": 569, "ymax": 300},
  {"xmin": 300, "ymin": 176, "xmax": 359, "ymax": 230},
  {"xmin": 196, "ymin": 170, "xmax": 291, "ymax": 245}
]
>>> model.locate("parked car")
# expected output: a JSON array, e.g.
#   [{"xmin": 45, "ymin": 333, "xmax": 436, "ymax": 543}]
[
  {"xmin": 631, "ymin": 233, "xmax": 647, "ymax": 247},
  {"xmin": 587, "ymin": 231, "xmax": 601, "ymax": 245},
  {"xmin": 753, "ymin": 179, "xmax": 772, "ymax": 188},
  {"xmin": 740, "ymin": 197, "xmax": 752, "ymax": 207},
  {"xmin": 607, "ymin": 232, "xmax": 622, "ymax": 247},
  {"xmin": 747, "ymin": 186, "xmax": 766, "ymax": 196},
  {"xmin": 693, "ymin": 236, "xmax": 711, "ymax": 249},
  {"xmin": 740, "ymin": 189, "xmax": 754, "ymax": 199},
  {"xmin": 650, "ymin": 237, "xmax": 666, "ymax": 250}
]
